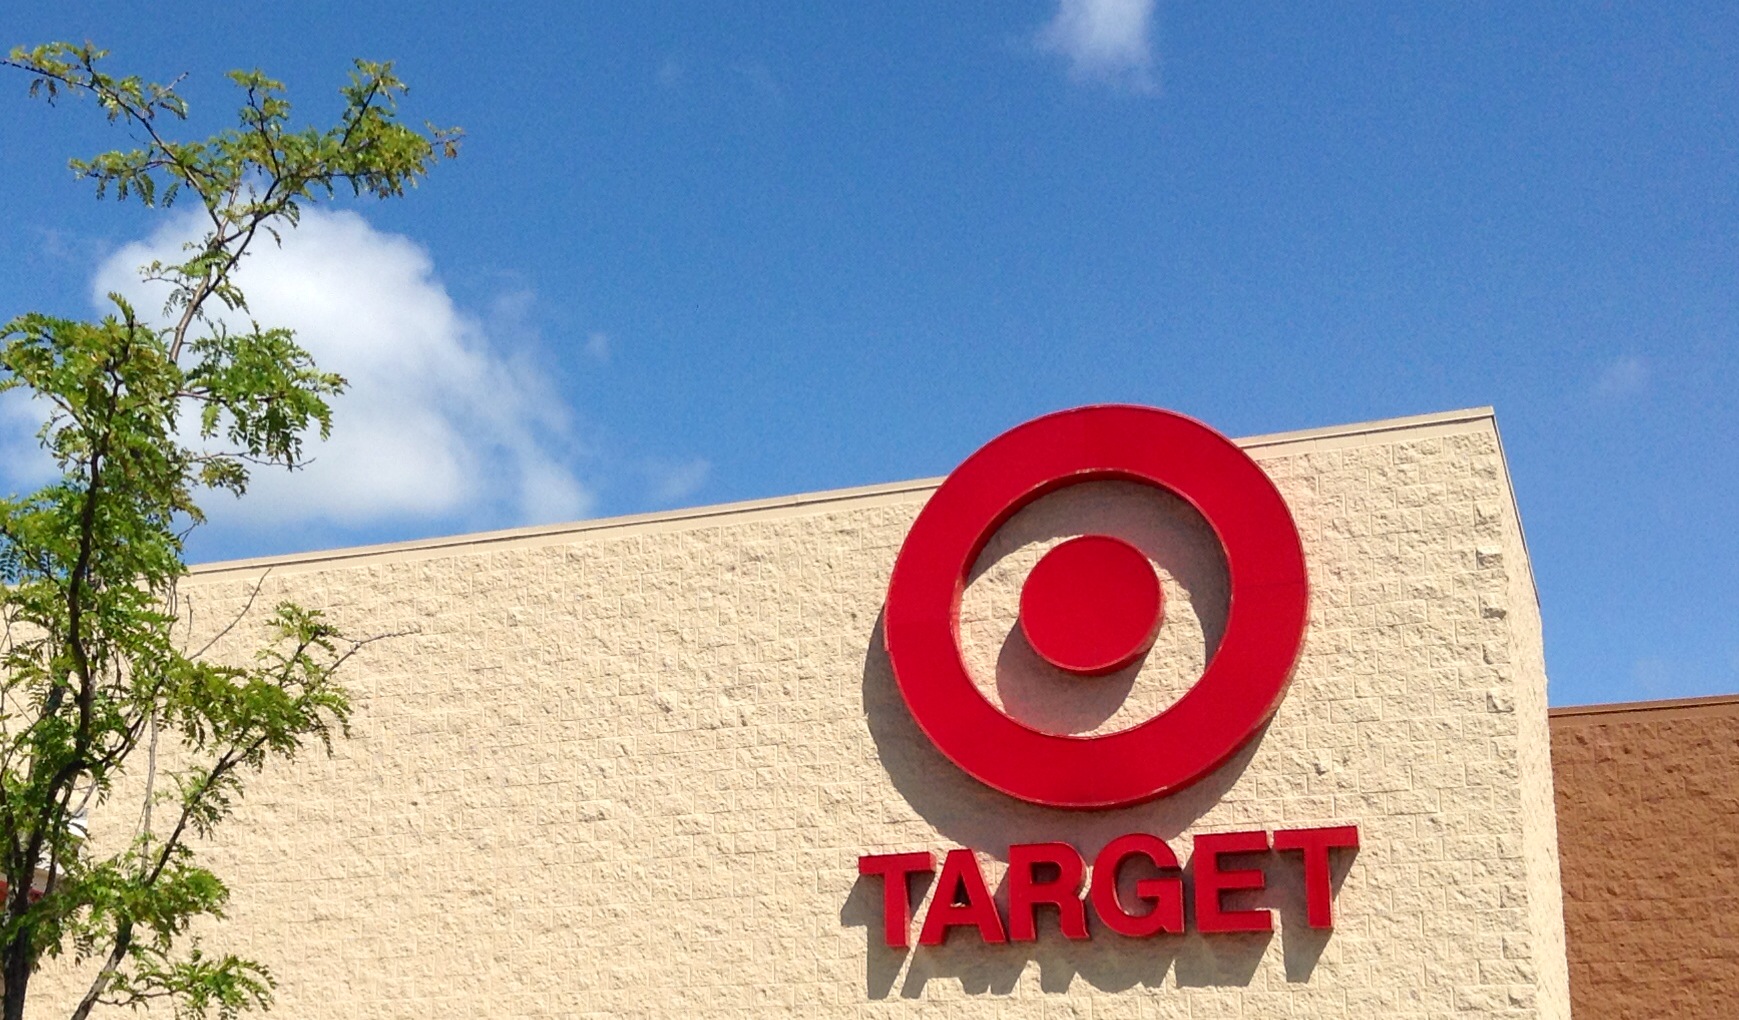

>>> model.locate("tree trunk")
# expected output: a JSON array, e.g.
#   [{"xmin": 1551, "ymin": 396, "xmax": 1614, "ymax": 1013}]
[{"xmin": 3, "ymin": 930, "xmax": 32, "ymax": 1020}]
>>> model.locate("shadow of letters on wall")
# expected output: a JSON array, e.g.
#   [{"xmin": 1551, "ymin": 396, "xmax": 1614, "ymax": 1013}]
[{"xmin": 849, "ymin": 480, "xmax": 1356, "ymax": 999}]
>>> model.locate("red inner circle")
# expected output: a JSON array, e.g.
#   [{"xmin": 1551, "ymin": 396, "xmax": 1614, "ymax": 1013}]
[{"xmin": 1018, "ymin": 535, "xmax": 1163, "ymax": 676}]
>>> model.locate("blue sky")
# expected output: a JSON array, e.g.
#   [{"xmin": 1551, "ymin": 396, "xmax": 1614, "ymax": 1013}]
[{"xmin": 2, "ymin": 2, "xmax": 1735, "ymax": 706}]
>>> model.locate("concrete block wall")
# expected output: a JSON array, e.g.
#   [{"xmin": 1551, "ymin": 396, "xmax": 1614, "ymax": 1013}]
[
  {"xmin": 1550, "ymin": 696, "xmax": 1739, "ymax": 1019},
  {"xmin": 32, "ymin": 408, "xmax": 1570, "ymax": 1018}
]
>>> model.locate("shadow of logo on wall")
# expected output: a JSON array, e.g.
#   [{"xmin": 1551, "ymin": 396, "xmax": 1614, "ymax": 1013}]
[
  {"xmin": 846, "ymin": 406, "xmax": 1354, "ymax": 1000},
  {"xmin": 880, "ymin": 405, "xmax": 1310, "ymax": 809},
  {"xmin": 848, "ymin": 614, "xmax": 1356, "ymax": 999}
]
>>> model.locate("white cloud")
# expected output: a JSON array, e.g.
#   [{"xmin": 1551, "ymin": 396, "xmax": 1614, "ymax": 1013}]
[
  {"xmin": 585, "ymin": 331, "xmax": 611, "ymax": 363},
  {"xmin": 1631, "ymin": 656, "xmax": 1671, "ymax": 695},
  {"xmin": 1591, "ymin": 354, "xmax": 1648, "ymax": 401},
  {"xmin": 644, "ymin": 458, "xmax": 711, "ymax": 506},
  {"xmin": 87, "ymin": 208, "xmax": 592, "ymax": 532},
  {"xmin": 1036, "ymin": 0, "xmax": 1158, "ymax": 92},
  {"xmin": 731, "ymin": 60, "xmax": 783, "ymax": 103},
  {"xmin": 0, "ymin": 389, "xmax": 57, "ymax": 491},
  {"xmin": 657, "ymin": 56, "xmax": 685, "ymax": 90}
]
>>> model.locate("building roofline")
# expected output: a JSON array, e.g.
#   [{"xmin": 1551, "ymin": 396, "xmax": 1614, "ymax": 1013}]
[
  {"xmin": 1235, "ymin": 405, "xmax": 1493, "ymax": 449},
  {"xmin": 188, "ymin": 405, "xmax": 1498, "ymax": 579},
  {"xmin": 1549, "ymin": 692, "xmax": 1739, "ymax": 721}
]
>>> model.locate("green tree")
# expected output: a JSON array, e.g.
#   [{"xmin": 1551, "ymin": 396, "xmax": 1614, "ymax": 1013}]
[{"xmin": 0, "ymin": 42, "xmax": 457, "ymax": 1019}]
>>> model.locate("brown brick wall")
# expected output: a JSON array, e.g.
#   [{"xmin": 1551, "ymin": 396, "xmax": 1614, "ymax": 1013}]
[{"xmin": 1550, "ymin": 697, "xmax": 1739, "ymax": 1019}]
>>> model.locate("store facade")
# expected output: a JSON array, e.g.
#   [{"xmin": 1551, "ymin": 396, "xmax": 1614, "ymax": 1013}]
[{"xmin": 40, "ymin": 405, "xmax": 1576, "ymax": 1018}]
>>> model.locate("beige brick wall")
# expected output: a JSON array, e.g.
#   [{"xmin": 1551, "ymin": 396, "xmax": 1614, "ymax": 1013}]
[
  {"xmin": 32, "ymin": 408, "xmax": 1570, "ymax": 1018},
  {"xmin": 1500, "ymin": 448, "xmax": 1574, "ymax": 1020}
]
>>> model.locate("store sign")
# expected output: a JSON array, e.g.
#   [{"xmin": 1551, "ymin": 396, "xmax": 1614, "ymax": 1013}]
[
  {"xmin": 863, "ymin": 406, "xmax": 1356, "ymax": 945},
  {"xmin": 882, "ymin": 404, "xmax": 1310, "ymax": 807},
  {"xmin": 860, "ymin": 827, "xmax": 1359, "ymax": 947}
]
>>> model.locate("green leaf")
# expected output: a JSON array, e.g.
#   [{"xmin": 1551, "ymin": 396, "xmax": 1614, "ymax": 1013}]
[{"xmin": 0, "ymin": 39, "xmax": 452, "ymax": 1019}]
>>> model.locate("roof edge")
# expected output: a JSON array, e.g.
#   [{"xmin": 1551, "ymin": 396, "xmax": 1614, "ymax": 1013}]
[
  {"xmin": 188, "ymin": 405, "xmax": 1498, "ymax": 578},
  {"xmin": 187, "ymin": 475, "xmax": 946, "ymax": 577},
  {"xmin": 1236, "ymin": 405, "xmax": 1493, "ymax": 449},
  {"xmin": 1549, "ymin": 692, "xmax": 1739, "ymax": 721}
]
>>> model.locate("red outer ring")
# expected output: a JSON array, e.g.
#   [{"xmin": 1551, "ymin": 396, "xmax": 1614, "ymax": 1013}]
[{"xmin": 883, "ymin": 405, "xmax": 1309, "ymax": 809}]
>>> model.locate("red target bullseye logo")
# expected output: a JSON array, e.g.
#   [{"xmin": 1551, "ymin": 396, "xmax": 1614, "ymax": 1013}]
[{"xmin": 883, "ymin": 404, "xmax": 1309, "ymax": 809}]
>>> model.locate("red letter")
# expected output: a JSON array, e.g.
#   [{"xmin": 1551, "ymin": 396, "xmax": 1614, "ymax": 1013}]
[
  {"xmin": 1193, "ymin": 830, "xmax": 1272, "ymax": 933},
  {"xmin": 858, "ymin": 852, "xmax": 935, "ymax": 948},
  {"xmin": 919, "ymin": 848, "xmax": 1008, "ymax": 945},
  {"xmin": 1089, "ymin": 833, "xmax": 1185, "ymax": 937},
  {"xmin": 1274, "ymin": 825, "xmax": 1359, "ymax": 929},
  {"xmin": 1007, "ymin": 842, "xmax": 1089, "ymax": 941}
]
